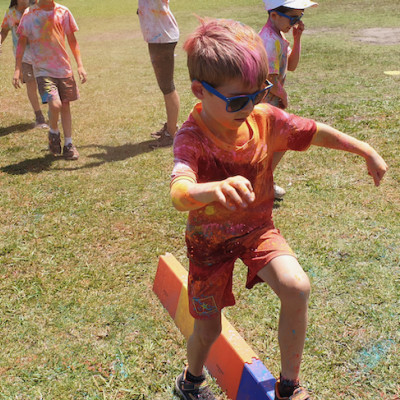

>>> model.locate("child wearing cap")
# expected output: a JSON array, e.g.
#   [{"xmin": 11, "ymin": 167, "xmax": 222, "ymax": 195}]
[
  {"xmin": 171, "ymin": 17, "xmax": 387, "ymax": 400},
  {"xmin": 259, "ymin": 0, "xmax": 318, "ymax": 199}
]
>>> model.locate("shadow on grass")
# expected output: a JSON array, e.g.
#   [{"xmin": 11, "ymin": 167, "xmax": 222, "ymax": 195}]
[
  {"xmin": 0, "ymin": 122, "xmax": 33, "ymax": 137},
  {"xmin": 55, "ymin": 140, "xmax": 160, "ymax": 170},
  {"xmin": 1, "ymin": 153, "xmax": 58, "ymax": 175},
  {"xmin": 1, "ymin": 140, "xmax": 167, "ymax": 174},
  {"xmin": 273, "ymin": 198, "xmax": 283, "ymax": 209}
]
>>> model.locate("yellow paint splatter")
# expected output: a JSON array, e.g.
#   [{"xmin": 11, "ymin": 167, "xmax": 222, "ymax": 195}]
[{"xmin": 205, "ymin": 206, "xmax": 215, "ymax": 216}]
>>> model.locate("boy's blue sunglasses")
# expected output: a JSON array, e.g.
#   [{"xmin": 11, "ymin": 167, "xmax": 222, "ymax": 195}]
[
  {"xmin": 275, "ymin": 10, "xmax": 304, "ymax": 25},
  {"xmin": 201, "ymin": 80, "xmax": 273, "ymax": 113}
]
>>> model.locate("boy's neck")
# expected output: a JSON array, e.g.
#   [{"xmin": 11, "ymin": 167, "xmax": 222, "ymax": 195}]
[
  {"xmin": 200, "ymin": 109, "xmax": 251, "ymax": 146},
  {"xmin": 38, "ymin": 0, "xmax": 55, "ymax": 10}
]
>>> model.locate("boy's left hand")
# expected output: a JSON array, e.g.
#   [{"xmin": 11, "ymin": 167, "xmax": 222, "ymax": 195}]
[
  {"xmin": 365, "ymin": 149, "xmax": 388, "ymax": 186},
  {"xmin": 78, "ymin": 66, "xmax": 87, "ymax": 84},
  {"xmin": 292, "ymin": 21, "xmax": 304, "ymax": 41}
]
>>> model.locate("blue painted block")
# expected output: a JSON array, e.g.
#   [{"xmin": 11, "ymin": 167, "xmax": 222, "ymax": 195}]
[{"xmin": 236, "ymin": 358, "xmax": 276, "ymax": 400}]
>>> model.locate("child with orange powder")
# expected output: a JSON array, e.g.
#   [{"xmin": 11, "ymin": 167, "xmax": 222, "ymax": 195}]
[
  {"xmin": 170, "ymin": 18, "xmax": 388, "ymax": 400},
  {"xmin": 13, "ymin": 0, "xmax": 87, "ymax": 160},
  {"xmin": 1, "ymin": 0, "xmax": 48, "ymax": 128}
]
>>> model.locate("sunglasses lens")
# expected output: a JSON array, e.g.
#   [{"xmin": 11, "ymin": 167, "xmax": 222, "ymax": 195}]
[
  {"xmin": 227, "ymin": 97, "xmax": 249, "ymax": 112},
  {"xmin": 292, "ymin": 15, "xmax": 302, "ymax": 24},
  {"xmin": 254, "ymin": 90, "xmax": 267, "ymax": 105}
]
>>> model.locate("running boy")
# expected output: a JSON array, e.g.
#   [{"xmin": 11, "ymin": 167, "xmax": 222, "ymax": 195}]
[
  {"xmin": 259, "ymin": 0, "xmax": 318, "ymax": 198},
  {"xmin": 13, "ymin": 0, "xmax": 87, "ymax": 160},
  {"xmin": 170, "ymin": 18, "xmax": 387, "ymax": 400},
  {"xmin": 1, "ymin": 0, "xmax": 47, "ymax": 128}
]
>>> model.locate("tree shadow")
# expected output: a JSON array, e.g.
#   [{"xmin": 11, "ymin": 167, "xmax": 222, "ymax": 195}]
[{"xmin": 0, "ymin": 122, "xmax": 33, "ymax": 138}]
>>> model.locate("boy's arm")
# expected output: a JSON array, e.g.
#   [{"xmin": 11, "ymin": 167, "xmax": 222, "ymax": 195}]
[
  {"xmin": 66, "ymin": 32, "xmax": 87, "ymax": 83},
  {"xmin": 1, "ymin": 28, "xmax": 10, "ymax": 53},
  {"xmin": 12, "ymin": 35, "xmax": 27, "ymax": 88},
  {"xmin": 311, "ymin": 122, "xmax": 388, "ymax": 186},
  {"xmin": 170, "ymin": 176, "xmax": 255, "ymax": 212},
  {"xmin": 287, "ymin": 21, "xmax": 304, "ymax": 71},
  {"xmin": 267, "ymin": 74, "xmax": 288, "ymax": 109}
]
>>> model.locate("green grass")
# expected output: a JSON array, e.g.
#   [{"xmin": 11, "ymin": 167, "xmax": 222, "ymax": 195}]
[{"xmin": 0, "ymin": 0, "xmax": 399, "ymax": 398}]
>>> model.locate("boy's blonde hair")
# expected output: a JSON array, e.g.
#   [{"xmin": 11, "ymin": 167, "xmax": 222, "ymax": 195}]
[{"xmin": 183, "ymin": 17, "xmax": 269, "ymax": 88}]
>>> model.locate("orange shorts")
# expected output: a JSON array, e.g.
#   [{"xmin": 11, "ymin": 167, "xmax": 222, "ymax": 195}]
[{"xmin": 188, "ymin": 228, "xmax": 295, "ymax": 319}]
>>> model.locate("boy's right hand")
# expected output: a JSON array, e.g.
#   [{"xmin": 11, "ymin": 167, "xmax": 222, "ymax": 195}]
[
  {"xmin": 213, "ymin": 176, "xmax": 255, "ymax": 211},
  {"xmin": 365, "ymin": 149, "xmax": 388, "ymax": 186}
]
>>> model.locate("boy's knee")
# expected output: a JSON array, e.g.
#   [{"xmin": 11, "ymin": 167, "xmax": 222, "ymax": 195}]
[
  {"xmin": 194, "ymin": 321, "xmax": 222, "ymax": 346},
  {"xmin": 49, "ymin": 99, "xmax": 62, "ymax": 111},
  {"xmin": 280, "ymin": 272, "xmax": 311, "ymax": 303}
]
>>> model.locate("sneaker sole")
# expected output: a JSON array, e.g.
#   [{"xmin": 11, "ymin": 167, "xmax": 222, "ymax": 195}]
[{"xmin": 63, "ymin": 154, "xmax": 79, "ymax": 160}]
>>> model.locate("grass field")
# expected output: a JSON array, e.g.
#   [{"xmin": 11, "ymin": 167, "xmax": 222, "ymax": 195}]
[{"xmin": 0, "ymin": 0, "xmax": 399, "ymax": 399}]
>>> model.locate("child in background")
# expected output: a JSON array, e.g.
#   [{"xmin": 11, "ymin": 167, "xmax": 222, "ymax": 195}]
[
  {"xmin": 259, "ymin": 0, "xmax": 318, "ymax": 198},
  {"xmin": 170, "ymin": 17, "xmax": 387, "ymax": 400},
  {"xmin": 137, "ymin": 0, "xmax": 180, "ymax": 148},
  {"xmin": 13, "ymin": 0, "xmax": 87, "ymax": 160},
  {"xmin": 1, "ymin": 0, "xmax": 47, "ymax": 129}
]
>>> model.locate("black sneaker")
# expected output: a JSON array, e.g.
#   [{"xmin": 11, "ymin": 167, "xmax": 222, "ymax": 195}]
[
  {"xmin": 275, "ymin": 379, "xmax": 312, "ymax": 399},
  {"xmin": 48, "ymin": 131, "xmax": 61, "ymax": 155},
  {"xmin": 175, "ymin": 368, "xmax": 216, "ymax": 400}
]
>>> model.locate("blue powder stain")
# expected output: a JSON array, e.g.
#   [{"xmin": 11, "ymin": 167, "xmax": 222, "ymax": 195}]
[{"xmin": 355, "ymin": 339, "xmax": 395, "ymax": 372}]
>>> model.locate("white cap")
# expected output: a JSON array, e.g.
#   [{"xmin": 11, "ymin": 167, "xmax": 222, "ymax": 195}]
[{"xmin": 263, "ymin": 0, "xmax": 318, "ymax": 11}]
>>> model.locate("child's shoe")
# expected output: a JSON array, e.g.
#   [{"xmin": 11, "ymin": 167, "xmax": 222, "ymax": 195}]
[
  {"xmin": 273, "ymin": 182, "xmax": 286, "ymax": 199},
  {"xmin": 175, "ymin": 368, "xmax": 216, "ymax": 400},
  {"xmin": 150, "ymin": 130, "xmax": 174, "ymax": 148},
  {"xmin": 35, "ymin": 121, "xmax": 49, "ymax": 129},
  {"xmin": 35, "ymin": 111, "xmax": 48, "ymax": 129},
  {"xmin": 275, "ymin": 379, "xmax": 312, "ymax": 400},
  {"xmin": 48, "ymin": 131, "xmax": 61, "ymax": 155},
  {"xmin": 150, "ymin": 122, "xmax": 178, "ymax": 139},
  {"xmin": 151, "ymin": 123, "xmax": 168, "ymax": 139},
  {"xmin": 63, "ymin": 143, "xmax": 79, "ymax": 160}
]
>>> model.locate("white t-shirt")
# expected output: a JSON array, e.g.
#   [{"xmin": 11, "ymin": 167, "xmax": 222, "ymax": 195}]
[{"xmin": 138, "ymin": 0, "xmax": 179, "ymax": 44}]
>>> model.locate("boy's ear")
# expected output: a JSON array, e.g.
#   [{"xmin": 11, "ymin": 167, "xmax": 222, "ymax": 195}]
[
  {"xmin": 270, "ymin": 11, "xmax": 278, "ymax": 21},
  {"xmin": 191, "ymin": 80, "xmax": 205, "ymax": 100}
]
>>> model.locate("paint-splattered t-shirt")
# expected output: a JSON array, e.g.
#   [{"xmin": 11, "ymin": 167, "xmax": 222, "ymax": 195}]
[
  {"xmin": 137, "ymin": 0, "xmax": 179, "ymax": 44},
  {"xmin": 17, "ymin": 3, "xmax": 78, "ymax": 78},
  {"xmin": 259, "ymin": 19, "xmax": 291, "ymax": 105},
  {"xmin": 171, "ymin": 103, "xmax": 316, "ymax": 265},
  {"xmin": 1, "ymin": 6, "xmax": 32, "ymax": 64}
]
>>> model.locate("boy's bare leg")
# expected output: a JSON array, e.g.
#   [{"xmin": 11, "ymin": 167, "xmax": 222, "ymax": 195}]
[
  {"xmin": 164, "ymin": 89, "xmax": 180, "ymax": 135},
  {"xmin": 60, "ymin": 101, "xmax": 72, "ymax": 139},
  {"xmin": 26, "ymin": 79, "xmax": 42, "ymax": 113},
  {"xmin": 187, "ymin": 314, "xmax": 222, "ymax": 376},
  {"xmin": 257, "ymin": 255, "xmax": 310, "ymax": 380},
  {"xmin": 48, "ymin": 98, "xmax": 62, "ymax": 132}
]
